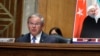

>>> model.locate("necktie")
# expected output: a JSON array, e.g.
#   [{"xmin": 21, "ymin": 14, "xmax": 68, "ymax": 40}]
[{"xmin": 32, "ymin": 36, "xmax": 36, "ymax": 43}]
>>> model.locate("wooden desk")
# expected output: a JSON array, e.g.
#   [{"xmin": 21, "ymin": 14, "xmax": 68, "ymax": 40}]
[{"xmin": 0, "ymin": 43, "xmax": 100, "ymax": 56}]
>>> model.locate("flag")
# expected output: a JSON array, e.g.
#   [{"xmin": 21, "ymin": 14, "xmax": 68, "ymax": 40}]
[
  {"xmin": 97, "ymin": 0, "xmax": 100, "ymax": 6},
  {"xmin": 73, "ymin": 0, "xmax": 87, "ymax": 38},
  {"xmin": 95, "ymin": 0, "xmax": 100, "ymax": 19}
]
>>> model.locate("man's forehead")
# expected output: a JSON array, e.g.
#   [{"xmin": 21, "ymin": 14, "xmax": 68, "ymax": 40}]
[{"xmin": 87, "ymin": 5, "xmax": 96, "ymax": 12}]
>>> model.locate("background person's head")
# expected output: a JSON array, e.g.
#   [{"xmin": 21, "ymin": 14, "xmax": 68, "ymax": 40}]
[
  {"xmin": 87, "ymin": 5, "xmax": 96, "ymax": 18},
  {"xmin": 27, "ymin": 13, "xmax": 44, "ymax": 36},
  {"xmin": 49, "ymin": 27, "xmax": 63, "ymax": 36}
]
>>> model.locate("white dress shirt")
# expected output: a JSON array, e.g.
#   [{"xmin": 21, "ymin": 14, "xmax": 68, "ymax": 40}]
[{"xmin": 30, "ymin": 32, "xmax": 42, "ymax": 43}]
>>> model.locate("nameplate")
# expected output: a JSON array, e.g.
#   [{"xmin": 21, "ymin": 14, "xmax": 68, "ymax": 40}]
[
  {"xmin": 73, "ymin": 38, "xmax": 100, "ymax": 44},
  {"xmin": 0, "ymin": 38, "xmax": 15, "ymax": 43}
]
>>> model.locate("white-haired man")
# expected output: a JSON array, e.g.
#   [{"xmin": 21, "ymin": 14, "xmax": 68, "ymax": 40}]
[
  {"xmin": 16, "ymin": 13, "xmax": 67, "ymax": 43},
  {"xmin": 80, "ymin": 5, "xmax": 100, "ymax": 38}
]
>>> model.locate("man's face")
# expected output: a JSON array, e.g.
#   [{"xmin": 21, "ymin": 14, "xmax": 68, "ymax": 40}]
[
  {"xmin": 28, "ymin": 16, "xmax": 43, "ymax": 36},
  {"xmin": 88, "ymin": 8, "xmax": 96, "ymax": 18}
]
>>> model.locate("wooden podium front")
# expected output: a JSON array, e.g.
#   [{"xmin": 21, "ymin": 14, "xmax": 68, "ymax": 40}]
[{"xmin": 0, "ymin": 43, "xmax": 100, "ymax": 56}]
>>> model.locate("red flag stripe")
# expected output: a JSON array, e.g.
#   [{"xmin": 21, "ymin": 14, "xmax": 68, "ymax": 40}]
[{"xmin": 73, "ymin": 0, "xmax": 87, "ymax": 38}]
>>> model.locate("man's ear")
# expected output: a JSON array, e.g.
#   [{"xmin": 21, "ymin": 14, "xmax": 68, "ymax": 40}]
[{"xmin": 41, "ymin": 23, "xmax": 44, "ymax": 27}]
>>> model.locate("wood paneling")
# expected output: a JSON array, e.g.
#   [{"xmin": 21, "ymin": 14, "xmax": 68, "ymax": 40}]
[
  {"xmin": 38, "ymin": 0, "xmax": 76, "ymax": 38},
  {"xmin": 38, "ymin": 0, "xmax": 47, "ymax": 30},
  {"xmin": 0, "ymin": 0, "xmax": 23, "ymax": 38},
  {"xmin": 15, "ymin": 0, "xmax": 23, "ymax": 38}
]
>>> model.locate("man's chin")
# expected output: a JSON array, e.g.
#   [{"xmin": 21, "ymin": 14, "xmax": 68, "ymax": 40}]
[
  {"xmin": 31, "ymin": 32, "xmax": 37, "ymax": 36},
  {"xmin": 90, "ymin": 16, "xmax": 95, "ymax": 18}
]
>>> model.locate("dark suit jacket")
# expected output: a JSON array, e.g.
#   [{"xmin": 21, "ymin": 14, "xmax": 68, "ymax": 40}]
[
  {"xmin": 80, "ymin": 16, "xmax": 100, "ymax": 38},
  {"xmin": 15, "ymin": 32, "xmax": 67, "ymax": 43}
]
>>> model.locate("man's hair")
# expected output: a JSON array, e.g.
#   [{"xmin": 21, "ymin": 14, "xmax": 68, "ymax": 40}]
[
  {"xmin": 27, "ymin": 13, "xmax": 44, "ymax": 24},
  {"xmin": 87, "ymin": 5, "xmax": 96, "ymax": 12}
]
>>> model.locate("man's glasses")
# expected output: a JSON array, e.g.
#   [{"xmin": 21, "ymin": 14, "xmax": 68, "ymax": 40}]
[{"xmin": 28, "ymin": 22, "xmax": 41, "ymax": 26}]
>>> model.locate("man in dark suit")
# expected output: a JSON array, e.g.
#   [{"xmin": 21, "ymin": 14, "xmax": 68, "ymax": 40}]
[
  {"xmin": 80, "ymin": 5, "xmax": 100, "ymax": 38},
  {"xmin": 16, "ymin": 13, "xmax": 67, "ymax": 43},
  {"xmin": 16, "ymin": 33, "xmax": 67, "ymax": 43}
]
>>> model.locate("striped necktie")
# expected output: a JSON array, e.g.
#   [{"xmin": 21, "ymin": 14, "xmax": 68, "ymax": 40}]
[{"xmin": 32, "ymin": 36, "xmax": 36, "ymax": 43}]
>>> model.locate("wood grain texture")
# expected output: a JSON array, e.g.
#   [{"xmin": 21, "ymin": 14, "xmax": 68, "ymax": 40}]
[
  {"xmin": 0, "ymin": 43, "xmax": 100, "ymax": 56},
  {"xmin": 38, "ymin": 0, "xmax": 76, "ymax": 38}
]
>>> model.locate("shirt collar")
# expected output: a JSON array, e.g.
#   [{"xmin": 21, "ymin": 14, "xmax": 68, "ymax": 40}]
[{"xmin": 30, "ymin": 31, "xmax": 42, "ymax": 43}]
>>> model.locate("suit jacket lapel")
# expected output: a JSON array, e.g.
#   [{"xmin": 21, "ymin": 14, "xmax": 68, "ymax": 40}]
[
  {"xmin": 25, "ymin": 33, "xmax": 31, "ymax": 42},
  {"xmin": 40, "ymin": 32, "xmax": 48, "ymax": 43}
]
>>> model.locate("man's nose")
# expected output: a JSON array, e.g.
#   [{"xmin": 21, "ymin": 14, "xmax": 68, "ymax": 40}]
[{"xmin": 32, "ymin": 24, "xmax": 36, "ymax": 27}]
